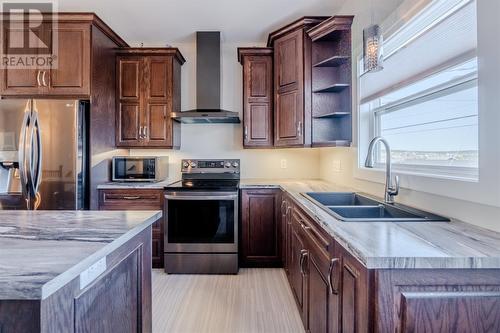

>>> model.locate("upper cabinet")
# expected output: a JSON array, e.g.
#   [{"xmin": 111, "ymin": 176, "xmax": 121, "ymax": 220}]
[
  {"xmin": 116, "ymin": 48, "xmax": 185, "ymax": 149},
  {"xmin": 237, "ymin": 16, "xmax": 354, "ymax": 149},
  {"xmin": 238, "ymin": 48, "xmax": 274, "ymax": 148},
  {"xmin": 268, "ymin": 17, "xmax": 327, "ymax": 147},
  {"xmin": 0, "ymin": 14, "xmax": 120, "ymax": 97}
]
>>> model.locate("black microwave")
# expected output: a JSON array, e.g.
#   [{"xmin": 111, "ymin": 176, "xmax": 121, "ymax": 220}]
[{"xmin": 112, "ymin": 156, "xmax": 168, "ymax": 182}]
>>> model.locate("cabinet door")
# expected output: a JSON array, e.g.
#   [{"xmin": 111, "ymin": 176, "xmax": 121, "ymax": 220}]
[
  {"xmin": 306, "ymin": 236, "xmax": 341, "ymax": 333},
  {"xmin": 0, "ymin": 24, "xmax": 45, "ymax": 95},
  {"xmin": 242, "ymin": 55, "xmax": 273, "ymax": 148},
  {"xmin": 240, "ymin": 189, "xmax": 281, "ymax": 266},
  {"xmin": 116, "ymin": 57, "xmax": 143, "ymax": 147},
  {"xmin": 338, "ymin": 243, "xmax": 370, "ymax": 333},
  {"xmin": 274, "ymin": 29, "xmax": 304, "ymax": 147},
  {"xmin": 143, "ymin": 56, "xmax": 173, "ymax": 148},
  {"xmin": 48, "ymin": 23, "xmax": 90, "ymax": 96},
  {"xmin": 281, "ymin": 195, "xmax": 289, "ymax": 271},
  {"xmin": 290, "ymin": 210, "xmax": 308, "ymax": 322}
]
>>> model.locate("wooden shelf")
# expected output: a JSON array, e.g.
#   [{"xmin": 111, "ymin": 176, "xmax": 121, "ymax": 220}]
[
  {"xmin": 313, "ymin": 111, "xmax": 350, "ymax": 119},
  {"xmin": 312, "ymin": 140, "xmax": 351, "ymax": 147},
  {"xmin": 313, "ymin": 83, "xmax": 350, "ymax": 93},
  {"xmin": 313, "ymin": 55, "xmax": 350, "ymax": 68}
]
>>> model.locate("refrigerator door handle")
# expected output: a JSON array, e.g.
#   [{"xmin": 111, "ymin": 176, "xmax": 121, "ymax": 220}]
[
  {"xmin": 29, "ymin": 108, "xmax": 42, "ymax": 196},
  {"xmin": 18, "ymin": 102, "xmax": 32, "ymax": 200}
]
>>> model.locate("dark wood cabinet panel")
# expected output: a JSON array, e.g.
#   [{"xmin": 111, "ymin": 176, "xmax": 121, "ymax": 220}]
[
  {"xmin": 337, "ymin": 242, "xmax": 370, "ymax": 333},
  {"xmin": 118, "ymin": 58, "xmax": 142, "ymax": 99},
  {"xmin": 147, "ymin": 57, "xmax": 172, "ymax": 99},
  {"xmin": 274, "ymin": 28, "xmax": 307, "ymax": 147},
  {"xmin": 74, "ymin": 248, "xmax": 139, "ymax": 333},
  {"xmin": 49, "ymin": 23, "xmax": 90, "ymax": 95},
  {"xmin": 0, "ymin": 21, "xmax": 91, "ymax": 97},
  {"xmin": 117, "ymin": 103, "xmax": 141, "ymax": 145},
  {"xmin": 238, "ymin": 48, "xmax": 273, "ymax": 148},
  {"xmin": 116, "ymin": 50, "xmax": 183, "ymax": 149},
  {"xmin": 240, "ymin": 189, "xmax": 281, "ymax": 266},
  {"xmin": 99, "ymin": 189, "xmax": 164, "ymax": 268},
  {"xmin": 1, "ymin": 24, "xmax": 47, "ymax": 95},
  {"xmin": 145, "ymin": 103, "xmax": 170, "ymax": 144},
  {"xmin": 376, "ymin": 269, "xmax": 500, "ymax": 333}
]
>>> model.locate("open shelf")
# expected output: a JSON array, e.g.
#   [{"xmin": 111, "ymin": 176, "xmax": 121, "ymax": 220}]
[
  {"xmin": 313, "ymin": 83, "xmax": 350, "ymax": 93},
  {"xmin": 313, "ymin": 111, "xmax": 350, "ymax": 119},
  {"xmin": 313, "ymin": 55, "xmax": 350, "ymax": 68}
]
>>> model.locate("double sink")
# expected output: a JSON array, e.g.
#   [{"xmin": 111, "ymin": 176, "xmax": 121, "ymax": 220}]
[{"xmin": 302, "ymin": 192, "xmax": 449, "ymax": 222}]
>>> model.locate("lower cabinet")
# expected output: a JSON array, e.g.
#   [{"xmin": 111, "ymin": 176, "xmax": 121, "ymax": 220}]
[
  {"xmin": 254, "ymin": 188, "xmax": 500, "ymax": 333},
  {"xmin": 98, "ymin": 188, "xmax": 165, "ymax": 268},
  {"xmin": 240, "ymin": 189, "xmax": 282, "ymax": 266}
]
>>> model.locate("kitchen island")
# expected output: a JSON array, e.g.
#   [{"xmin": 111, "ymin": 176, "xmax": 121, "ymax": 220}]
[{"xmin": 0, "ymin": 210, "xmax": 161, "ymax": 333}]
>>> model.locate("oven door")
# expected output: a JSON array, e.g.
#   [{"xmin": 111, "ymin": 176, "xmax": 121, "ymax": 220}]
[{"xmin": 164, "ymin": 191, "xmax": 238, "ymax": 253}]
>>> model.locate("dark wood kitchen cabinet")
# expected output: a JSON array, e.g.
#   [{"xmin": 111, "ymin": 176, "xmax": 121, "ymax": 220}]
[
  {"xmin": 0, "ymin": 14, "xmax": 120, "ymax": 97},
  {"xmin": 98, "ymin": 188, "xmax": 165, "ymax": 268},
  {"xmin": 237, "ymin": 48, "xmax": 274, "ymax": 148},
  {"xmin": 116, "ymin": 48, "xmax": 185, "ymax": 149},
  {"xmin": 240, "ymin": 189, "xmax": 281, "ymax": 266},
  {"xmin": 268, "ymin": 17, "xmax": 327, "ymax": 147},
  {"xmin": 289, "ymin": 208, "xmax": 308, "ymax": 322}
]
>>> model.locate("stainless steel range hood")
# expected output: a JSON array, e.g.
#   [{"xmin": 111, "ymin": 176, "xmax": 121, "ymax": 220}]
[{"xmin": 172, "ymin": 32, "xmax": 240, "ymax": 124}]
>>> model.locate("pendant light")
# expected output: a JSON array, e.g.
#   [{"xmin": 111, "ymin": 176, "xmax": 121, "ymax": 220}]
[{"xmin": 363, "ymin": 0, "xmax": 383, "ymax": 72}]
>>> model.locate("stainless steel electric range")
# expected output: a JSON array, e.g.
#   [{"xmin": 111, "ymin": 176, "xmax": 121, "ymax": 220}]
[{"xmin": 164, "ymin": 159, "xmax": 240, "ymax": 274}]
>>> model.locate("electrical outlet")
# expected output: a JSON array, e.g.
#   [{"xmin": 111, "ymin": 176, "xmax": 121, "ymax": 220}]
[
  {"xmin": 280, "ymin": 159, "xmax": 287, "ymax": 169},
  {"xmin": 332, "ymin": 160, "xmax": 341, "ymax": 172}
]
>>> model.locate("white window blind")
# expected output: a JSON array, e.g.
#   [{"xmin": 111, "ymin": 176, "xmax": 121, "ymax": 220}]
[{"xmin": 359, "ymin": 0, "xmax": 478, "ymax": 180}]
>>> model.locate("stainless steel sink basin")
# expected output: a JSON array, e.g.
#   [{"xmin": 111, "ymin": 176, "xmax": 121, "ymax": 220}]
[{"xmin": 302, "ymin": 192, "xmax": 450, "ymax": 222}]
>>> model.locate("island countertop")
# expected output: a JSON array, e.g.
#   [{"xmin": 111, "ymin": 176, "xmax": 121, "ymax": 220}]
[
  {"xmin": 240, "ymin": 179, "xmax": 500, "ymax": 269},
  {"xmin": 0, "ymin": 210, "xmax": 161, "ymax": 300}
]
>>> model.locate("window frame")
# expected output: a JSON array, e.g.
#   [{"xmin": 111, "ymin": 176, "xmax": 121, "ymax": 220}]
[
  {"xmin": 353, "ymin": 0, "xmax": 500, "ymax": 208},
  {"xmin": 370, "ymin": 70, "xmax": 479, "ymax": 181}
]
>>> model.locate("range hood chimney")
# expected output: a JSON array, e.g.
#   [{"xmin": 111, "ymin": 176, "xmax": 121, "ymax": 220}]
[{"xmin": 172, "ymin": 31, "xmax": 240, "ymax": 124}]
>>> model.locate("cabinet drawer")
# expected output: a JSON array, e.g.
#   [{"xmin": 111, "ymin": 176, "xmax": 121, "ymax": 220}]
[
  {"xmin": 98, "ymin": 189, "xmax": 163, "ymax": 210},
  {"xmin": 292, "ymin": 206, "xmax": 332, "ymax": 255}
]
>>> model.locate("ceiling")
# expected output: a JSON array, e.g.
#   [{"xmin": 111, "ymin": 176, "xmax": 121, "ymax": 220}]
[{"xmin": 57, "ymin": 0, "xmax": 347, "ymax": 45}]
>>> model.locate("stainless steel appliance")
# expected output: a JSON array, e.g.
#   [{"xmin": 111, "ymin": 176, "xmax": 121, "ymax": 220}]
[
  {"xmin": 164, "ymin": 159, "xmax": 240, "ymax": 274},
  {"xmin": 112, "ymin": 156, "xmax": 168, "ymax": 182},
  {"xmin": 0, "ymin": 99, "xmax": 89, "ymax": 210}
]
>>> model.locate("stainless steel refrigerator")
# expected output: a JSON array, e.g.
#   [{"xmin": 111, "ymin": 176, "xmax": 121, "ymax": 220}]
[{"xmin": 0, "ymin": 99, "xmax": 89, "ymax": 210}]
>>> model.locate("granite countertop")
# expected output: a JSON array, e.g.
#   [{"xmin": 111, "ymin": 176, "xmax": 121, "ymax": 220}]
[
  {"xmin": 0, "ymin": 210, "xmax": 161, "ymax": 300},
  {"xmin": 240, "ymin": 179, "xmax": 500, "ymax": 269}
]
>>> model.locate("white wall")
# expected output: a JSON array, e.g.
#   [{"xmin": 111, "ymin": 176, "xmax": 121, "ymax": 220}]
[
  {"xmin": 128, "ymin": 39, "xmax": 321, "ymax": 183},
  {"xmin": 320, "ymin": 0, "xmax": 500, "ymax": 232}
]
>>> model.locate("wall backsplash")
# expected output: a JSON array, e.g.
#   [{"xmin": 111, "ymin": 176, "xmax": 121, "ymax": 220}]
[{"xmin": 130, "ymin": 124, "xmax": 321, "ymax": 183}]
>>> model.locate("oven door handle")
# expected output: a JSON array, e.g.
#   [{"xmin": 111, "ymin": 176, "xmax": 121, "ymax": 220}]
[{"xmin": 165, "ymin": 194, "xmax": 238, "ymax": 201}]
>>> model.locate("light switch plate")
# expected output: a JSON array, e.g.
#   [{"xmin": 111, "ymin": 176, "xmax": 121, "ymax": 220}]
[{"xmin": 80, "ymin": 256, "xmax": 106, "ymax": 290}]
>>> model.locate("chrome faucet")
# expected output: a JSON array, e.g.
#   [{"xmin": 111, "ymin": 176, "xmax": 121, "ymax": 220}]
[{"xmin": 365, "ymin": 136, "xmax": 399, "ymax": 204}]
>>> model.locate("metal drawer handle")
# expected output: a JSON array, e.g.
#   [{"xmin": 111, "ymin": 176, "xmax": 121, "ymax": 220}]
[
  {"xmin": 122, "ymin": 196, "xmax": 141, "ymax": 200},
  {"xmin": 41, "ymin": 71, "xmax": 48, "ymax": 87},
  {"xmin": 244, "ymin": 125, "xmax": 248, "ymax": 141},
  {"xmin": 36, "ymin": 70, "xmax": 42, "ymax": 87},
  {"xmin": 299, "ymin": 249, "xmax": 308, "ymax": 275},
  {"xmin": 297, "ymin": 121, "xmax": 302, "ymax": 137},
  {"xmin": 328, "ymin": 258, "xmax": 339, "ymax": 295}
]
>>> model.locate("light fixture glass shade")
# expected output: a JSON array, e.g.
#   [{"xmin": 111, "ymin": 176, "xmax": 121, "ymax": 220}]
[{"xmin": 363, "ymin": 24, "xmax": 384, "ymax": 72}]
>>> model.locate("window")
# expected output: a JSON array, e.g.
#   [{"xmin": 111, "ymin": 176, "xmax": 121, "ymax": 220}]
[{"xmin": 359, "ymin": 0, "xmax": 478, "ymax": 180}]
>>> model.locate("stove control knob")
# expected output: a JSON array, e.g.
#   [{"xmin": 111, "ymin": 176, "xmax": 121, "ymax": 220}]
[
  {"xmin": 225, "ymin": 162, "xmax": 231, "ymax": 168},
  {"xmin": 232, "ymin": 162, "xmax": 239, "ymax": 168},
  {"xmin": 182, "ymin": 161, "xmax": 189, "ymax": 168},
  {"xmin": 190, "ymin": 161, "xmax": 197, "ymax": 168}
]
